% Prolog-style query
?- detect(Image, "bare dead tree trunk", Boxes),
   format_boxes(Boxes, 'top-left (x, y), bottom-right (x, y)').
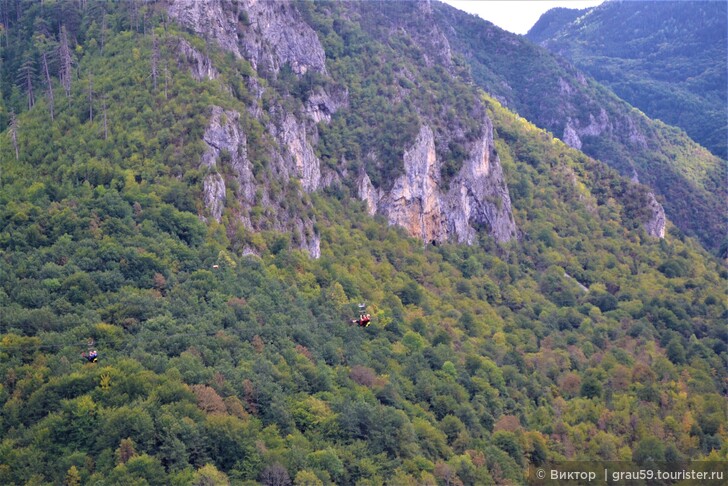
top-left (102, 96), bottom-right (108, 140)
top-left (2, 0), bottom-right (9, 48)
top-left (151, 31), bottom-right (159, 91)
top-left (87, 75), bottom-right (94, 122)
top-left (164, 62), bottom-right (169, 100)
top-left (59, 26), bottom-right (72, 97)
top-left (42, 52), bottom-right (54, 121)
top-left (9, 111), bottom-right (18, 161)
top-left (25, 74), bottom-right (34, 109)
top-left (142, 5), bottom-right (147, 36)
top-left (101, 13), bottom-right (106, 52)
top-left (131, 1), bottom-right (138, 33)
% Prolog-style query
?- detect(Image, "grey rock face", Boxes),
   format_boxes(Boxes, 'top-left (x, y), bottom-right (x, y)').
top-left (200, 106), bottom-right (321, 257)
top-left (561, 109), bottom-right (610, 151)
top-left (201, 106), bottom-right (255, 222)
top-left (644, 192), bottom-right (666, 239)
top-left (382, 126), bottom-right (445, 243)
top-left (412, 1), bottom-right (453, 68)
top-left (167, 0), bottom-right (327, 77)
top-left (176, 38), bottom-right (219, 81)
top-left (562, 120), bottom-right (582, 150)
top-left (305, 85), bottom-right (349, 125)
top-left (203, 173), bottom-right (226, 222)
top-left (357, 171), bottom-right (380, 216)
top-left (168, 0), bottom-right (341, 196)
top-left (444, 116), bottom-right (518, 244)
top-left (167, 0), bottom-right (241, 56)
top-left (267, 111), bottom-right (321, 192)
top-left (369, 117), bottom-right (518, 245)
top-left (239, 0), bottom-right (327, 76)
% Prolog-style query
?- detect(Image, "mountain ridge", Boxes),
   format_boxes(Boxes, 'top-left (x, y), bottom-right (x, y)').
top-left (527, 0), bottom-right (728, 160)
top-left (431, 0), bottom-right (725, 252)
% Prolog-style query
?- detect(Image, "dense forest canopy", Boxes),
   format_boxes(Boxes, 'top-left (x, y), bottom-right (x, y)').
top-left (0, 1), bottom-right (725, 485)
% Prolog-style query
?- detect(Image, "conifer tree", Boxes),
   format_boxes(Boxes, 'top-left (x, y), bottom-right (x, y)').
top-left (16, 55), bottom-right (35, 110)
top-left (65, 466), bottom-right (80, 486)
top-left (102, 95), bottom-right (108, 140)
top-left (9, 110), bottom-right (18, 161)
top-left (87, 75), bottom-right (94, 122)
top-left (42, 51), bottom-right (54, 121)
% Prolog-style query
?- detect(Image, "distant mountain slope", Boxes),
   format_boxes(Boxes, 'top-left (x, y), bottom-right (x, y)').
top-left (527, 0), bottom-right (728, 160)
top-left (526, 7), bottom-right (585, 44)
top-left (432, 0), bottom-right (726, 252)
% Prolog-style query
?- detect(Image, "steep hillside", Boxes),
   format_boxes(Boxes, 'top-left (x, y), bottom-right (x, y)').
top-left (0, 1), bottom-right (726, 485)
top-left (528, 1), bottom-right (728, 160)
top-left (526, 7), bottom-right (587, 45)
top-left (433, 0), bottom-right (727, 252)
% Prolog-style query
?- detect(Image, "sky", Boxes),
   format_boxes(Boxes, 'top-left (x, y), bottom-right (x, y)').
top-left (441, 0), bottom-right (605, 35)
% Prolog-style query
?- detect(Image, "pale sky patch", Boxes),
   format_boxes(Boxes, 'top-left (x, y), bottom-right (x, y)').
top-left (440, 0), bottom-right (605, 35)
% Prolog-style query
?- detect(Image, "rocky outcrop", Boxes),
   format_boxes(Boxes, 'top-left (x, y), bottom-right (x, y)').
top-left (358, 171), bottom-right (379, 216)
top-left (170, 0), bottom-right (334, 256)
top-left (167, 0), bottom-right (241, 56)
top-left (201, 107), bottom-right (255, 222)
top-left (644, 192), bottom-right (666, 239)
top-left (383, 126), bottom-right (445, 243)
top-left (200, 106), bottom-right (321, 257)
top-left (444, 116), bottom-right (518, 244)
top-left (561, 109), bottom-right (610, 151)
top-left (562, 121), bottom-right (582, 150)
top-left (167, 0), bottom-right (327, 77)
top-left (409, 0), bottom-right (453, 68)
top-left (238, 0), bottom-right (327, 76)
top-left (176, 38), bottom-right (219, 81)
top-left (168, 0), bottom-right (344, 194)
top-left (364, 118), bottom-right (518, 245)
top-left (272, 112), bottom-right (321, 192)
top-left (203, 174), bottom-right (226, 222)
top-left (305, 85), bottom-right (349, 125)
top-left (355, 0), bottom-right (452, 70)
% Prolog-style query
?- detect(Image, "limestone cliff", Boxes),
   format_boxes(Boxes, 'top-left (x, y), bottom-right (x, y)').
top-left (305, 85), bottom-right (349, 125)
top-left (267, 110), bottom-right (321, 192)
top-left (644, 192), bottom-right (666, 239)
top-left (238, 0), bottom-right (327, 76)
top-left (358, 171), bottom-right (380, 217)
top-left (200, 106), bottom-right (321, 257)
top-left (363, 119), bottom-right (518, 245)
top-left (167, 0), bottom-right (241, 56)
top-left (444, 116), bottom-right (518, 244)
top-left (200, 106), bottom-right (255, 222)
top-left (562, 108), bottom-right (646, 153)
top-left (167, 0), bottom-right (327, 77)
top-left (175, 38), bottom-right (219, 81)
top-left (382, 126), bottom-right (445, 243)
top-left (168, 0), bottom-right (344, 196)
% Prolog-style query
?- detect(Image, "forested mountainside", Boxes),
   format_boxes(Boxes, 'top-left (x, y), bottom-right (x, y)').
top-left (0, 1), bottom-right (726, 485)
top-left (527, 1), bottom-right (728, 160)
top-left (432, 1), bottom-right (727, 253)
